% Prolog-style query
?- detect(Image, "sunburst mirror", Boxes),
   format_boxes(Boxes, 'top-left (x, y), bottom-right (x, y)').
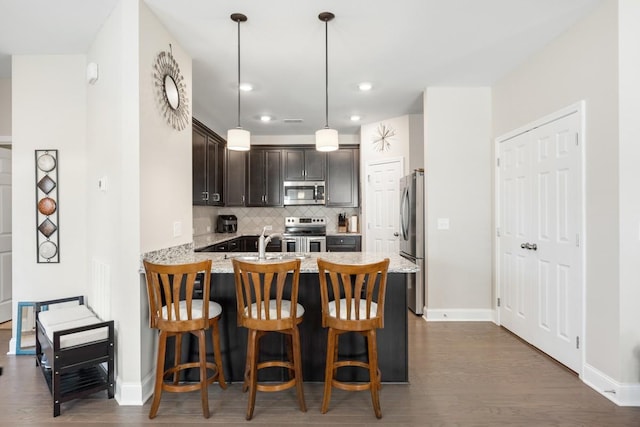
top-left (153, 45), bottom-right (190, 131)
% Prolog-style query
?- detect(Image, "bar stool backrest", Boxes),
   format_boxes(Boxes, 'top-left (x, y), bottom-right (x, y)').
top-left (143, 259), bottom-right (212, 333)
top-left (232, 258), bottom-right (301, 332)
top-left (317, 258), bottom-right (390, 331)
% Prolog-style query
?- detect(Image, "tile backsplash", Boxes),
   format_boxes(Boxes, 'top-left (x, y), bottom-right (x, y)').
top-left (193, 205), bottom-right (359, 235)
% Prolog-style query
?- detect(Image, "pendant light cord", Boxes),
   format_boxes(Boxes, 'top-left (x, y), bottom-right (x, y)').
top-left (236, 18), bottom-right (241, 129)
top-left (324, 18), bottom-right (329, 129)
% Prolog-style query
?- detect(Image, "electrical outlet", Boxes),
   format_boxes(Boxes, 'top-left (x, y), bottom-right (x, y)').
top-left (206, 226), bottom-right (211, 232)
top-left (264, 225), bottom-right (273, 231)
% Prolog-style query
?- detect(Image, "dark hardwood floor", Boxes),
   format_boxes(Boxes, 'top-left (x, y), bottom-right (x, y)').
top-left (1, 314), bottom-right (639, 425)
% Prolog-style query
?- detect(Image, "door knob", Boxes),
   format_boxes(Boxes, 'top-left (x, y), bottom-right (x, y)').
top-left (521, 243), bottom-right (527, 249)
top-left (521, 242), bottom-right (538, 250)
top-left (393, 232), bottom-right (399, 237)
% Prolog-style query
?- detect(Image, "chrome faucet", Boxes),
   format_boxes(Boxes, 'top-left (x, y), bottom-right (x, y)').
top-left (258, 226), bottom-right (282, 260)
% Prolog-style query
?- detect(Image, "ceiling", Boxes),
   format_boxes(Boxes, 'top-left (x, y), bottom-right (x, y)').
top-left (0, 0), bottom-right (602, 135)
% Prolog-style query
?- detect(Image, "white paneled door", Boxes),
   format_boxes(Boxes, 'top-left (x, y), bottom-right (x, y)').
top-left (499, 110), bottom-right (583, 373)
top-left (0, 147), bottom-right (12, 323)
top-left (366, 159), bottom-right (403, 253)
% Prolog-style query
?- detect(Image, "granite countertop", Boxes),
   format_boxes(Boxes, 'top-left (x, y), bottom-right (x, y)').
top-left (142, 249), bottom-right (419, 274)
top-left (194, 231), bottom-right (361, 250)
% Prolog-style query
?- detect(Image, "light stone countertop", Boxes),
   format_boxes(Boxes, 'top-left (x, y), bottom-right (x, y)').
top-left (193, 230), bottom-right (361, 250)
top-left (142, 248), bottom-right (418, 274)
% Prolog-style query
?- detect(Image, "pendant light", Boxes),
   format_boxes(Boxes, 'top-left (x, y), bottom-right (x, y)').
top-left (316, 12), bottom-right (339, 152)
top-left (227, 13), bottom-right (250, 151)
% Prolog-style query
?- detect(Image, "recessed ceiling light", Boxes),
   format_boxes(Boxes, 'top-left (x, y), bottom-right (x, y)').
top-left (239, 83), bottom-right (253, 91)
top-left (358, 82), bottom-right (372, 91)
top-left (260, 115), bottom-right (272, 122)
top-left (350, 115), bottom-right (361, 121)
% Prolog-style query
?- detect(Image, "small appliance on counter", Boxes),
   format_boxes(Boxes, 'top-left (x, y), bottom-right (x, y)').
top-left (338, 213), bottom-right (347, 233)
top-left (216, 214), bottom-right (237, 233)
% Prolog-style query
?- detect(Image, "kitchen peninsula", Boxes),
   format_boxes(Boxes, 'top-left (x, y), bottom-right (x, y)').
top-left (142, 247), bottom-right (418, 383)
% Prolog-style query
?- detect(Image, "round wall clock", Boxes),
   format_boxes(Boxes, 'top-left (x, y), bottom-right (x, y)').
top-left (153, 45), bottom-right (190, 131)
top-left (372, 123), bottom-right (396, 152)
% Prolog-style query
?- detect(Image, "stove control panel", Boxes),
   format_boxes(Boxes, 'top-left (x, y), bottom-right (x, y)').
top-left (285, 216), bottom-right (326, 226)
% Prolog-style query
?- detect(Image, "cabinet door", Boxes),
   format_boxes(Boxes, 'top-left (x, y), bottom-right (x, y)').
top-left (326, 148), bottom-right (359, 207)
top-left (243, 236), bottom-right (259, 252)
top-left (247, 150), bottom-right (266, 206)
top-left (264, 150), bottom-right (283, 206)
top-left (206, 135), bottom-right (224, 206)
top-left (326, 235), bottom-right (361, 252)
top-left (283, 149), bottom-right (325, 181)
top-left (226, 149), bottom-right (246, 206)
top-left (304, 149), bottom-right (326, 181)
top-left (283, 149), bottom-right (305, 181)
top-left (192, 126), bottom-right (208, 204)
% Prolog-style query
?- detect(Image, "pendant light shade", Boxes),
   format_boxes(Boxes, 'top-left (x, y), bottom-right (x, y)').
top-left (228, 13), bottom-right (250, 151)
top-left (316, 12), bottom-right (338, 152)
top-left (227, 128), bottom-right (250, 151)
top-left (315, 128), bottom-right (339, 152)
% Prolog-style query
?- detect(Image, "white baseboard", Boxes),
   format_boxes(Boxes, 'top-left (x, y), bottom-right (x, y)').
top-left (424, 308), bottom-right (494, 322)
top-left (115, 370), bottom-right (155, 406)
top-left (582, 363), bottom-right (640, 406)
top-left (6, 337), bottom-right (16, 355)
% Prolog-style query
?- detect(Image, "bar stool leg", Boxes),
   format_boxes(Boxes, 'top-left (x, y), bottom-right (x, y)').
top-left (246, 329), bottom-right (259, 420)
top-left (242, 332), bottom-right (251, 392)
top-left (173, 333), bottom-right (182, 384)
top-left (367, 329), bottom-right (382, 419)
top-left (211, 319), bottom-right (227, 389)
top-left (197, 329), bottom-right (210, 418)
top-left (321, 328), bottom-right (337, 414)
top-left (291, 327), bottom-right (307, 412)
top-left (149, 331), bottom-right (167, 419)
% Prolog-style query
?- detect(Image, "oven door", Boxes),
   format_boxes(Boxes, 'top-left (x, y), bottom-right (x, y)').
top-left (282, 236), bottom-right (301, 252)
top-left (306, 236), bottom-right (326, 253)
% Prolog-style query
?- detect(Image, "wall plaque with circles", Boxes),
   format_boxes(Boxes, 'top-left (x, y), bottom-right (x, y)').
top-left (35, 149), bottom-right (59, 263)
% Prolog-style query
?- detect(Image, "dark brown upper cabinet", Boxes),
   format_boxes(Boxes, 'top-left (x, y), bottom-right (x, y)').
top-left (283, 148), bottom-right (326, 181)
top-left (192, 119), bottom-right (224, 206)
top-left (326, 147), bottom-right (359, 207)
top-left (225, 149), bottom-right (246, 206)
top-left (247, 148), bottom-right (283, 206)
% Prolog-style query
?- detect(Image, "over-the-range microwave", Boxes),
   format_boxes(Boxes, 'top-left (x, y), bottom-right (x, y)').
top-left (283, 181), bottom-right (325, 205)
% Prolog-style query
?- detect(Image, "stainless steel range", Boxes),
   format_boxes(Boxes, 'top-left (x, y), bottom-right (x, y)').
top-left (281, 216), bottom-right (326, 253)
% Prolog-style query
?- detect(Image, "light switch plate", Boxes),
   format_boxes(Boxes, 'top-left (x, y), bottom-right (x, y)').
top-left (173, 221), bottom-right (182, 237)
top-left (437, 218), bottom-right (450, 230)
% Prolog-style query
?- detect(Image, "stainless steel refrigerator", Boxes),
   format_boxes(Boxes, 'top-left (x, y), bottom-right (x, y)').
top-left (399, 170), bottom-right (425, 315)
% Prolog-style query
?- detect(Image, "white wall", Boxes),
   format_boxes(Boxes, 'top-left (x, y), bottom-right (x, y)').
top-left (11, 55), bottom-right (88, 325)
top-left (493, 0), bottom-right (622, 380)
top-left (85, 0), bottom-right (194, 405)
top-left (361, 115), bottom-right (411, 176)
top-left (139, 4), bottom-right (192, 253)
top-left (408, 114), bottom-right (424, 172)
top-left (86, 0), bottom-right (145, 404)
top-left (0, 78), bottom-right (10, 138)
top-left (424, 88), bottom-right (493, 318)
top-left (617, 0), bottom-right (640, 386)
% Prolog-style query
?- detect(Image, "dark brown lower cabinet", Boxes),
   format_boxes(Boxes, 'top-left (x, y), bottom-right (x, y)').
top-left (164, 271), bottom-right (409, 383)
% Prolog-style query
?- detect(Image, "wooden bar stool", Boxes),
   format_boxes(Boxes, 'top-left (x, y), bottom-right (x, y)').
top-left (143, 259), bottom-right (227, 419)
top-left (232, 258), bottom-right (306, 420)
top-left (317, 258), bottom-right (390, 419)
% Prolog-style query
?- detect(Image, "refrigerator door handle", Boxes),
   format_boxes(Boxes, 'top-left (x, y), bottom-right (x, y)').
top-left (400, 186), bottom-right (410, 240)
